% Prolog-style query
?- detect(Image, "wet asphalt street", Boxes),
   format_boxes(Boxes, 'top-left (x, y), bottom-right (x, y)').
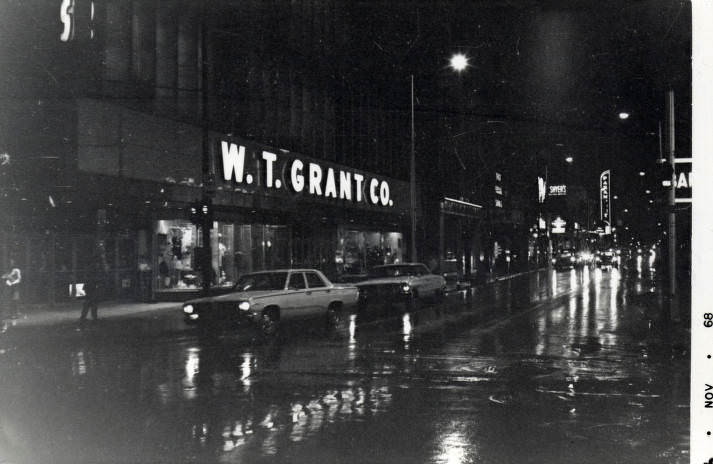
top-left (0, 263), bottom-right (689, 464)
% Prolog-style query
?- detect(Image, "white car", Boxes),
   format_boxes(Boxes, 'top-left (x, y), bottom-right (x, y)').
top-left (182, 269), bottom-right (359, 334)
top-left (355, 263), bottom-right (446, 309)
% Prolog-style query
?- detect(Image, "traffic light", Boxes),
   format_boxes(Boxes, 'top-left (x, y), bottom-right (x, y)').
top-left (189, 202), bottom-right (200, 225)
top-left (189, 199), bottom-right (214, 227)
top-left (201, 198), bottom-right (214, 227)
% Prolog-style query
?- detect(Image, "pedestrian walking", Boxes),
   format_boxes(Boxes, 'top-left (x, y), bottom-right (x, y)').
top-left (80, 268), bottom-right (102, 323)
top-left (2, 259), bottom-right (22, 319)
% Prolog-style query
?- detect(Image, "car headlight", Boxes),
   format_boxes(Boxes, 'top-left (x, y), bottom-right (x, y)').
top-left (401, 283), bottom-right (411, 293)
top-left (183, 304), bottom-right (194, 314)
top-left (238, 301), bottom-right (250, 311)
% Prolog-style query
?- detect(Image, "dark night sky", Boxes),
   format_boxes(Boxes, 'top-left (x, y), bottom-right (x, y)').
top-left (342, 0), bottom-right (691, 239)
top-left (0, 0), bottom-right (692, 242)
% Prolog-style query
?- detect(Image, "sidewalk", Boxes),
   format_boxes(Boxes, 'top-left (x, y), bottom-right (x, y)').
top-left (3, 300), bottom-right (181, 328)
top-left (5, 268), bottom-right (548, 328)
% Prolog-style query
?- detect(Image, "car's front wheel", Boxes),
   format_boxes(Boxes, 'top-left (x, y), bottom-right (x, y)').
top-left (260, 308), bottom-right (280, 336)
top-left (326, 303), bottom-right (344, 328)
top-left (406, 289), bottom-right (419, 311)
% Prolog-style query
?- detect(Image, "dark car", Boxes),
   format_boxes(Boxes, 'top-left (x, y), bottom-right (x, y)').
top-left (553, 251), bottom-right (576, 270)
top-left (355, 263), bottom-right (446, 310)
top-left (596, 250), bottom-right (619, 270)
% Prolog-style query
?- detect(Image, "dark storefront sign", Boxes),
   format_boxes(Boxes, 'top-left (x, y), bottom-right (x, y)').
top-left (440, 197), bottom-right (482, 218)
top-left (217, 137), bottom-right (409, 216)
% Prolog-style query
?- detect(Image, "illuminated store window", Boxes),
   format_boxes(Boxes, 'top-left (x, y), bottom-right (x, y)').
top-left (156, 220), bottom-right (199, 290)
top-left (337, 228), bottom-right (403, 277)
top-left (155, 220), bottom-right (290, 291)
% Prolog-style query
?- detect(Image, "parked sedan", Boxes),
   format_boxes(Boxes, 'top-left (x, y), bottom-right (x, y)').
top-left (182, 269), bottom-right (359, 335)
top-left (355, 263), bottom-right (446, 309)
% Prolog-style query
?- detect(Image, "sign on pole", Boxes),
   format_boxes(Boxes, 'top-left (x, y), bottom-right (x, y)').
top-left (600, 170), bottom-right (611, 228)
top-left (673, 158), bottom-right (692, 204)
top-left (537, 176), bottom-right (546, 203)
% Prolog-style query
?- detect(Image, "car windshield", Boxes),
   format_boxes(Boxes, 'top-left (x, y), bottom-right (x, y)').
top-left (233, 272), bottom-right (288, 291)
top-left (368, 265), bottom-right (424, 278)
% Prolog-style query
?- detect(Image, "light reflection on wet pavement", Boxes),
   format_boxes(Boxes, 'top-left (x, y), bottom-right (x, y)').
top-left (0, 264), bottom-right (688, 463)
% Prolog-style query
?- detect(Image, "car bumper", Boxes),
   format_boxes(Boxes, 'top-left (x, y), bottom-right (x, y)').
top-left (358, 287), bottom-right (411, 307)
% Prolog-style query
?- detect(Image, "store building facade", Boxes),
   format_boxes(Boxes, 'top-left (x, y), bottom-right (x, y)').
top-left (74, 99), bottom-right (411, 301)
top-left (0, 1), bottom-right (417, 304)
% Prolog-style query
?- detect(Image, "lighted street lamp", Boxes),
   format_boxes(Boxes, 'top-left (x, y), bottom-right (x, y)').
top-left (619, 112), bottom-right (630, 120)
top-left (565, 156), bottom-right (574, 163)
top-left (449, 53), bottom-right (469, 72)
top-left (409, 53), bottom-right (469, 261)
top-left (639, 171), bottom-right (645, 177)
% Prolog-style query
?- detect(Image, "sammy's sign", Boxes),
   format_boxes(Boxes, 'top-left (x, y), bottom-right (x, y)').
top-left (218, 139), bottom-right (404, 210)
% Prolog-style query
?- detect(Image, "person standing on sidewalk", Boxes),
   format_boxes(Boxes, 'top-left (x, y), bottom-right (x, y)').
top-left (2, 259), bottom-right (22, 319)
top-left (80, 265), bottom-right (102, 324)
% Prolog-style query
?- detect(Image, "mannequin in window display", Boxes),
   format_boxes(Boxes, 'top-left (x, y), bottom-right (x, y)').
top-left (171, 233), bottom-right (183, 260)
top-left (158, 256), bottom-right (170, 288)
top-left (366, 245), bottom-right (384, 269)
top-left (217, 241), bottom-right (227, 286)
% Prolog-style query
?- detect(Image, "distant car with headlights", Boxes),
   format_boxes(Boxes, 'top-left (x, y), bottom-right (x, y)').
top-left (182, 269), bottom-right (359, 335)
top-left (576, 250), bottom-right (594, 266)
top-left (596, 250), bottom-right (619, 270)
top-left (553, 250), bottom-right (577, 270)
top-left (355, 263), bottom-right (446, 309)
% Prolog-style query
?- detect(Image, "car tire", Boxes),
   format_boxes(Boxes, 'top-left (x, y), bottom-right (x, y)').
top-left (326, 303), bottom-right (342, 328)
top-left (435, 286), bottom-right (446, 301)
top-left (261, 308), bottom-right (280, 337)
top-left (357, 299), bottom-right (368, 314)
top-left (407, 290), bottom-right (419, 311)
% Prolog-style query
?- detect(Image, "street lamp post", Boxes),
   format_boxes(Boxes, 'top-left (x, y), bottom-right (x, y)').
top-left (409, 54), bottom-right (469, 264)
top-left (410, 74), bottom-right (417, 262)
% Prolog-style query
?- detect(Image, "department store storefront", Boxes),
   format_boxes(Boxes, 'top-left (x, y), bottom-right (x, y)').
top-left (74, 100), bottom-right (409, 300)
top-left (151, 135), bottom-right (409, 299)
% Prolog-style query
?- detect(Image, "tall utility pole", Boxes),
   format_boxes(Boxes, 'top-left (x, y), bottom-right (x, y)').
top-left (410, 75), bottom-right (417, 262)
top-left (666, 90), bottom-right (676, 299)
top-left (200, 3), bottom-right (214, 296)
top-left (544, 166), bottom-right (553, 273)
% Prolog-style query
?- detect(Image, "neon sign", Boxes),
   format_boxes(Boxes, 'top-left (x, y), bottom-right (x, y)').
top-left (548, 185), bottom-right (566, 196)
top-left (60, 0), bottom-right (75, 42)
top-left (600, 170), bottom-right (611, 226)
top-left (220, 140), bottom-right (395, 208)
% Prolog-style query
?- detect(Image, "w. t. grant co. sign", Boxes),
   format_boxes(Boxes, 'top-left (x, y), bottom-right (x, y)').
top-left (215, 137), bottom-right (409, 214)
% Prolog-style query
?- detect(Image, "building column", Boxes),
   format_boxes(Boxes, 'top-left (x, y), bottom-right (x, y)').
top-left (114, 237), bottom-right (121, 297)
top-left (438, 206), bottom-right (444, 268)
top-left (49, 232), bottom-right (56, 306)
